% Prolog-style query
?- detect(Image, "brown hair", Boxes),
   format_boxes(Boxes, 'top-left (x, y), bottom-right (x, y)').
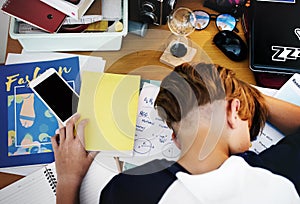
top-left (154, 63), bottom-right (268, 140)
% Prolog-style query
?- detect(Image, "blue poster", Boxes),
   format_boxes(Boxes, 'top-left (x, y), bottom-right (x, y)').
top-left (0, 57), bottom-right (80, 167)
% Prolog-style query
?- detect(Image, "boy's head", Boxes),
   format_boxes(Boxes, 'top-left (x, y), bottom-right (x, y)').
top-left (154, 63), bottom-right (268, 141)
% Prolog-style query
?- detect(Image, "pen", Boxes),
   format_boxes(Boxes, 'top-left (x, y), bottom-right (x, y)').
top-left (241, 12), bottom-right (248, 42)
top-left (241, 0), bottom-right (251, 44)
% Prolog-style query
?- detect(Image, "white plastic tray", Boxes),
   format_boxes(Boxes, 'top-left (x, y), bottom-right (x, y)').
top-left (9, 0), bottom-right (128, 52)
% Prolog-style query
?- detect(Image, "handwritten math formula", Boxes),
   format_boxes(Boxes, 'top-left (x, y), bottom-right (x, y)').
top-left (134, 83), bottom-right (180, 159)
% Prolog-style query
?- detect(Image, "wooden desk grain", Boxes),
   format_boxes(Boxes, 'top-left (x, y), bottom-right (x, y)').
top-left (1, 0), bottom-right (255, 189)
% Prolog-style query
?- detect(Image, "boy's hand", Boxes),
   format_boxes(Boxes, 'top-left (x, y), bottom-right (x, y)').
top-left (51, 114), bottom-right (97, 204)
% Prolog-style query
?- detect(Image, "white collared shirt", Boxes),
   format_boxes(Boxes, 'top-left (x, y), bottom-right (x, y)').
top-left (159, 156), bottom-right (300, 204)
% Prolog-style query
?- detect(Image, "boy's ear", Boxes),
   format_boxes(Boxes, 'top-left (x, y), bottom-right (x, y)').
top-left (227, 99), bottom-right (241, 129)
top-left (172, 132), bottom-right (181, 150)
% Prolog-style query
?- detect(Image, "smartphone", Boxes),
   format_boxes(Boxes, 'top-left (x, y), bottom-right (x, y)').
top-left (29, 68), bottom-right (79, 126)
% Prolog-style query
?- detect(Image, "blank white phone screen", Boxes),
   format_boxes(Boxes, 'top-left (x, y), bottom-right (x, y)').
top-left (33, 73), bottom-right (79, 122)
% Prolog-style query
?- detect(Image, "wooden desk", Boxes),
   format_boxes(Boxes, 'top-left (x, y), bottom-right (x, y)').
top-left (5, 0), bottom-right (255, 83)
top-left (1, 0), bottom-right (255, 189)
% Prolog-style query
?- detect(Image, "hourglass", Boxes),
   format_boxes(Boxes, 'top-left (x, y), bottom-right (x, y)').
top-left (160, 7), bottom-right (197, 67)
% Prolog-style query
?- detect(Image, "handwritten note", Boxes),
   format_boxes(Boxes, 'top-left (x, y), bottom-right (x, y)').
top-left (133, 82), bottom-right (180, 162)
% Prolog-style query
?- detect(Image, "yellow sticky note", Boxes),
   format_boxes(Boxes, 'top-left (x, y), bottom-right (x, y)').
top-left (77, 71), bottom-right (140, 152)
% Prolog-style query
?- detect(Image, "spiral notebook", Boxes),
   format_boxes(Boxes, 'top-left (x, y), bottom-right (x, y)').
top-left (1, 0), bottom-right (66, 33)
top-left (0, 155), bottom-right (118, 204)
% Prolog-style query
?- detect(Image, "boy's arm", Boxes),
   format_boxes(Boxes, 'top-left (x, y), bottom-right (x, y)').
top-left (51, 114), bottom-right (97, 204)
top-left (55, 179), bottom-right (81, 204)
top-left (264, 95), bottom-right (300, 136)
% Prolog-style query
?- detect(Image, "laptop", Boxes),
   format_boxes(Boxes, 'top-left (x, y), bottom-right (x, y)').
top-left (250, 0), bottom-right (300, 74)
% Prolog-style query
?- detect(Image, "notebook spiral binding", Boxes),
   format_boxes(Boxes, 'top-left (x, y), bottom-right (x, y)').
top-left (44, 167), bottom-right (57, 195)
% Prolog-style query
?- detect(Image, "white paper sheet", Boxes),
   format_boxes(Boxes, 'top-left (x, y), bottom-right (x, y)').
top-left (120, 82), bottom-right (180, 166)
top-left (250, 74), bottom-right (300, 153)
top-left (5, 52), bottom-right (106, 73)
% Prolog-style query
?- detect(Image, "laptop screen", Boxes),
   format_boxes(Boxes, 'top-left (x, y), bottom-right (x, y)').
top-left (250, 0), bottom-right (300, 73)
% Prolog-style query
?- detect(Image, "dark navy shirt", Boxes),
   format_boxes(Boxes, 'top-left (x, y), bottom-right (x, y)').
top-left (100, 130), bottom-right (300, 203)
top-left (99, 159), bottom-right (189, 204)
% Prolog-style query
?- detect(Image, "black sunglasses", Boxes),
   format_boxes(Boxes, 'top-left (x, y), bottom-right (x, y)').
top-left (193, 10), bottom-right (239, 32)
